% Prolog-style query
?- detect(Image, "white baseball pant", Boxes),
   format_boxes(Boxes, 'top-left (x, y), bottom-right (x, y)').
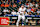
top-left (16, 15), bottom-right (25, 26)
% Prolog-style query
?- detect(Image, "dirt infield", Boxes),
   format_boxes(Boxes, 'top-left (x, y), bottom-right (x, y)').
top-left (0, 25), bottom-right (40, 27)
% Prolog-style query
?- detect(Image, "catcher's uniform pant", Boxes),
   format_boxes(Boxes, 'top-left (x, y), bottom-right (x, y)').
top-left (16, 15), bottom-right (25, 26)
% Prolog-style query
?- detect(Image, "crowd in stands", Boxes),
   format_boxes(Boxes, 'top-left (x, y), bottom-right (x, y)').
top-left (0, 0), bottom-right (40, 16)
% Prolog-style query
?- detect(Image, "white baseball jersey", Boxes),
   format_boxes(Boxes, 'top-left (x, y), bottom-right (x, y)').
top-left (19, 7), bottom-right (26, 15)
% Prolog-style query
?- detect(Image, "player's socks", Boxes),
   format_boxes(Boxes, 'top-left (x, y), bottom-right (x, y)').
top-left (16, 23), bottom-right (18, 27)
top-left (22, 21), bottom-right (24, 26)
top-left (16, 25), bottom-right (18, 27)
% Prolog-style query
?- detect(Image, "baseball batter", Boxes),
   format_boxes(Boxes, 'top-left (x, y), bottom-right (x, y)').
top-left (16, 5), bottom-right (26, 27)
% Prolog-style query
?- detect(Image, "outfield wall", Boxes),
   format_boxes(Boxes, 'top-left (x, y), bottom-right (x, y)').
top-left (0, 15), bottom-right (40, 26)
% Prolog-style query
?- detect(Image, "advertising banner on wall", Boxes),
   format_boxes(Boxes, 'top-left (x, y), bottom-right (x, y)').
top-left (0, 17), bottom-right (9, 25)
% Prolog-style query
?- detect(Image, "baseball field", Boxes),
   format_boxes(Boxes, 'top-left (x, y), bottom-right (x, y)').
top-left (0, 25), bottom-right (40, 27)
